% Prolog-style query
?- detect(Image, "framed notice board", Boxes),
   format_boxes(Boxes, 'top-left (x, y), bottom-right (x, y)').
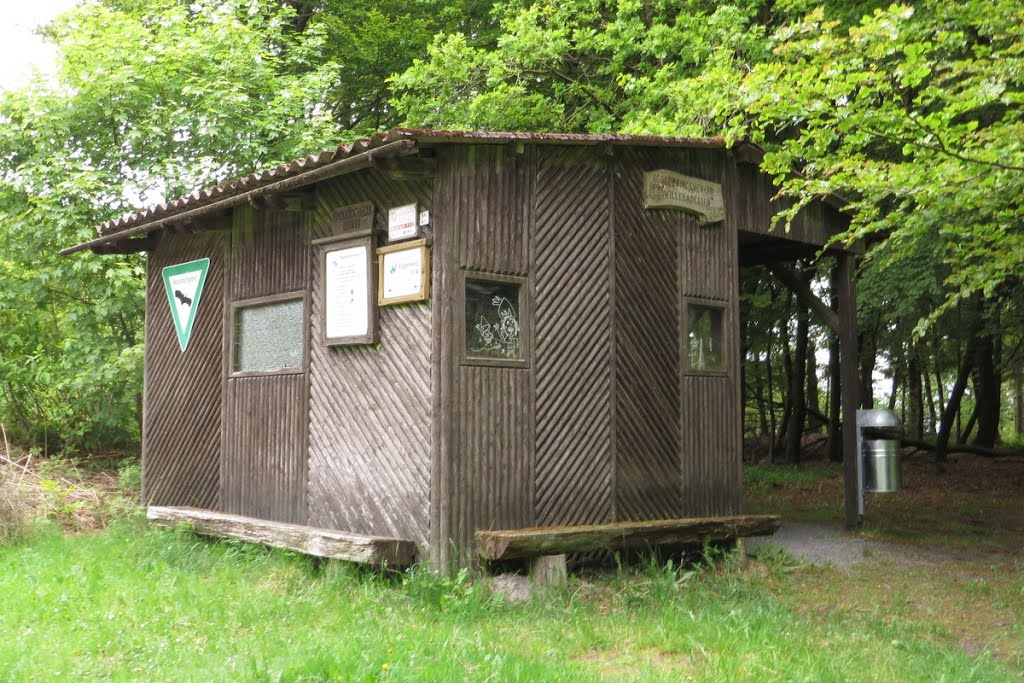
top-left (318, 235), bottom-right (378, 346)
top-left (377, 239), bottom-right (431, 306)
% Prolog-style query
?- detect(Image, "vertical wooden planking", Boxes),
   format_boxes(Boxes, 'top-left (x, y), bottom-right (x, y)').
top-left (231, 205), bottom-right (307, 299)
top-left (306, 169), bottom-right (434, 549)
top-left (221, 207), bottom-right (310, 524)
top-left (457, 145), bottom-right (530, 275)
top-left (143, 230), bottom-right (227, 508)
top-left (435, 145), bottom-right (535, 565)
top-left (534, 147), bottom-right (614, 527)
top-left (430, 147), bottom-right (460, 571)
top-left (221, 374), bottom-right (307, 522)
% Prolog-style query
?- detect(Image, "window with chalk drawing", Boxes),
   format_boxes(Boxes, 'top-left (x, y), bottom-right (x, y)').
top-left (464, 277), bottom-right (525, 364)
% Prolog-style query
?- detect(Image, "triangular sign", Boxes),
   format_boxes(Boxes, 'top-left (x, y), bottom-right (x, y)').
top-left (162, 258), bottom-right (210, 352)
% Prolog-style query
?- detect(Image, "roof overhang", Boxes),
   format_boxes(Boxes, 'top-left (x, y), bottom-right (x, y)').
top-left (61, 128), bottom-right (839, 256)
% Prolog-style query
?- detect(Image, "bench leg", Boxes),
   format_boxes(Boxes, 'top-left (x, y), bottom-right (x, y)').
top-left (529, 554), bottom-right (567, 587)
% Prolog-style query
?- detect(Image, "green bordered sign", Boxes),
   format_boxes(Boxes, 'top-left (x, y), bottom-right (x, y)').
top-left (162, 259), bottom-right (210, 352)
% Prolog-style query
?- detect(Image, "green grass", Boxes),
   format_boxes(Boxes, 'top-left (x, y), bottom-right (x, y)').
top-left (744, 463), bottom-right (837, 488)
top-left (0, 521), bottom-right (1019, 682)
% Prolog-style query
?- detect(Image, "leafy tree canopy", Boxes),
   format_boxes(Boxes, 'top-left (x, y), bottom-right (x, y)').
top-left (733, 1), bottom-right (1024, 330)
top-left (0, 0), bottom-right (494, 449)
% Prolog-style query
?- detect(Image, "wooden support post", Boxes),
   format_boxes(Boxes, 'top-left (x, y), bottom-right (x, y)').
top-left (837, 252), bottom-right (861, 530)
top-left (529, 555), bottom-right (568, 587)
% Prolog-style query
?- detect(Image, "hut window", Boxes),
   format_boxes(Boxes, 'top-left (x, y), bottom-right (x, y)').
top-left (233, 296), bottom-right (305, 374)
top-left (685, 301), bottom-right (726, 373)
top-left (464, 276), bottom-right (525, 364)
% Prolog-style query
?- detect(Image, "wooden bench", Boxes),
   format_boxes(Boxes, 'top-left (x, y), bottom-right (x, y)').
top-left (476, 515), bottom-right (781, 585)
top-left (147, 506), bottom-right (416, 567)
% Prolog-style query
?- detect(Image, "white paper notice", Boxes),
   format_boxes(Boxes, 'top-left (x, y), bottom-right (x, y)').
top-left (382, 247), bottom-right (423, 300)
top-left (325, 245), bottom-right (368, 339)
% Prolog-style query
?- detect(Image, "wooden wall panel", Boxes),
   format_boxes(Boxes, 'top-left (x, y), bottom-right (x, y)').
top-left (613, 148), bottom-right (684, 520)
top-left (611, 146), bottom-right (741, 519)
top-left (734, 163), bottom-right (832, 246)
top-left (230, 204), bottom-right (308, 300)
top-left (453, 366), bottom-right (532, 549)
top-left (221, 207), bottom-right (310, 524)
top-left (432, 145), bottom-right (535, 567)
top-left (455, 145), bottom-right (531, 275)
top-left (142, 230), bottom-right (227, 508)
top-left (221, 374), bottom-right (307, 522)
top-left (679, 160), bottom-right (743, 514)
top-left (306, 170), bottom-right (433, 548)
top-left (534, 148), bottom-right (614, 526)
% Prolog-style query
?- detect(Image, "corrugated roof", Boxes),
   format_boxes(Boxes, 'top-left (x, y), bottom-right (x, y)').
top-left (94, 128), bottom-right (732, 238)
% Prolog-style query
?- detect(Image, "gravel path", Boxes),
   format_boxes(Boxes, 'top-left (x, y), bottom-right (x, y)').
top-left (745, 522), bottom-right (875, 568)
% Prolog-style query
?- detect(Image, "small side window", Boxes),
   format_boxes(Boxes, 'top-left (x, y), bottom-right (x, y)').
top-left (463, 274), bottom-right (527, 367)
top-left (685, 300), bottom-right (726, 373)
top-left (233, 295), bottom-right (305, 374)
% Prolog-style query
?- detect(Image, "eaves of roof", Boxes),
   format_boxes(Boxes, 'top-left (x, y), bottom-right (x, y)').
top-left (63, 128), bottom-right (757, 255)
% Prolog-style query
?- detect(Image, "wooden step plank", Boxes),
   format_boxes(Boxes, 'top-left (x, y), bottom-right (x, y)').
top-left (476, 515), bottom-right (781, 561)
top-left (147, 506), bottom-right (416, 566)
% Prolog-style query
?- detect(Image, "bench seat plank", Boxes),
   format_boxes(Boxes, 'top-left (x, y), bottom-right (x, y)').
top-left (147, 506), bottom-right (416, 566)
top-left (476, 514), bottom-right (781, 561)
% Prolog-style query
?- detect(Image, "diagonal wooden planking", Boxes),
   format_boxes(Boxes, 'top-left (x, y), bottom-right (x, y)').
top-left (143, 230), bottom-right (227, 509)
top-left (613, 148), bottom-right (684, 520)
top-left (534, 147), bottom-right (614, 527)
top-left (306, 171), bottom-right (434, 549)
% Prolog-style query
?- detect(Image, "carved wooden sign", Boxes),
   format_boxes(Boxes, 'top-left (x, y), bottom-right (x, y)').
top-left (643, 170), bottom-right (725, 225)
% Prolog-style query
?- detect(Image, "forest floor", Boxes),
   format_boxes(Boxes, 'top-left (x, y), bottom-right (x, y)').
top-left (744, 447), bottom-right (1024, 668)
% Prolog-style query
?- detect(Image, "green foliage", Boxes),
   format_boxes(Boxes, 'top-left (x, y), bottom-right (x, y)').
top-left (116, 459), bottom-right (142, 497)
top-left (0, 0), bottom-right (502, 452)
top-left (733, 1), bottom-right (1024, 327)
top-left (392, 0), bottom-right (789, 134)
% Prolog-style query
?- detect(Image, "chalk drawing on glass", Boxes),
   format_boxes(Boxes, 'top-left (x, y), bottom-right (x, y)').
top-left (465, 279), bottom-right (521, 360)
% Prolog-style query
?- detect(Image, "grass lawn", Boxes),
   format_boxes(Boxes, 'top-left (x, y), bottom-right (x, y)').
top-left (1, 449), bottom-right (1021, 681)
top-left (0, 516), bottom-right (1020, 682)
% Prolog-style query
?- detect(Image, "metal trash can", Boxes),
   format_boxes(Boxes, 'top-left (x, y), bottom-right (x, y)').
top-left (856, 409), bottom-right (902, 494)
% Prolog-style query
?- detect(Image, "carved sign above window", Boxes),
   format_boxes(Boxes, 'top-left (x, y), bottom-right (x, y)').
top-left (643, 170), bottom-right (725, 225)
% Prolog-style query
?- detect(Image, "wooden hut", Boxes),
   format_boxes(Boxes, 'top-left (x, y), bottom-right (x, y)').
top-left (65, 129), bottom-right (858, 570)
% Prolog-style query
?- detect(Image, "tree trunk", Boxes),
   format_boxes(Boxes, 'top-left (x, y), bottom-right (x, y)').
top-left (765, 339), bottom-right (777, 464)
top-left (935, 364), bottom-right (946, 420)
top-left (960, 405), bottom-right (978, 443)
top-left (786, 304), bottom-right (809, 463)
top-left (887, 363), bottom-right (902, 411)
top-left (827, 268), bottom-right (843, 464)
top-left (1016, 371), bottom-right (1023, 440)
top-left (806, 337), bottom-right (822, 432)
top-left (754, 365), bottom-right (769, 455)
top-left (858, 316), bottom-right (879, 409)
top-left (972, 331), bottom-right (1002, 447)
top-left (776, 295), bottom-right (794, 458)
top-left (937, 335), bottom-right (977, 463)
top-left (923, 364), bottom-right (937, 436)
top-left (907, 352), bottom-right (924, 440)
